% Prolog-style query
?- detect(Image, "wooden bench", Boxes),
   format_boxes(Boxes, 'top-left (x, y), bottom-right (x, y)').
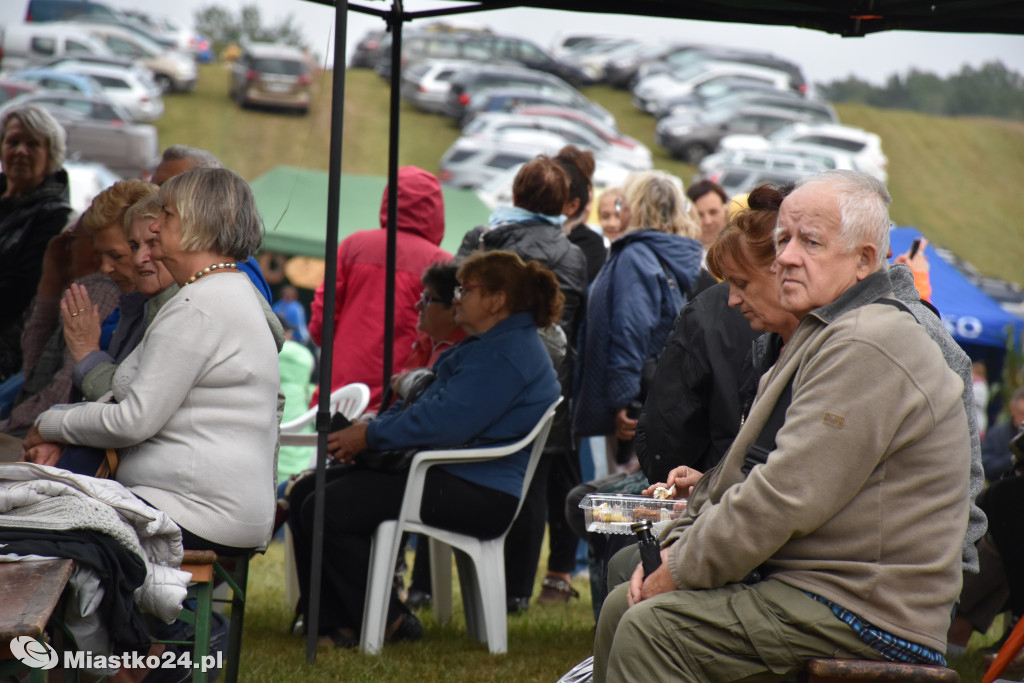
top-left (803, 658), bottom-right (959, 682)
top-left (0, 558), bottom-right (74, 682)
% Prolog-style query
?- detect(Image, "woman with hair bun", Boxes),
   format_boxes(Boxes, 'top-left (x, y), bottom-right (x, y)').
top-left (288, 250), bottom-right (562, 648)
top-left (456, 154), bottom-right (589, 612)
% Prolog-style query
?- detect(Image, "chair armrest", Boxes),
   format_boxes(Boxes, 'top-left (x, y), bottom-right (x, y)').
top-left (280, 433), bottom-right (318, 447)
top-left (280, 407), bottom-right (316, 433)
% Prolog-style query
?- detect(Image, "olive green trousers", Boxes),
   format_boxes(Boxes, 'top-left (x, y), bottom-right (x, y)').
top-left (594, 549), bottom-right (883, 683)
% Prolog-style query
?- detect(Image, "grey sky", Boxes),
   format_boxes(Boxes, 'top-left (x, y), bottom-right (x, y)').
top-left (4, 0), bottom-right (1024, 85)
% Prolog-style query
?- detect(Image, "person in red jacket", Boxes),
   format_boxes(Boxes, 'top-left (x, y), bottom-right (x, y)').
top-left (309, 166), bottom-right (449, 411)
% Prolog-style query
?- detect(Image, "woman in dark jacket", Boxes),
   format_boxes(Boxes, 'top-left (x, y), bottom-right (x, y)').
top-left (456, 156), bottom-right (590, 611)
top-left (573, 171), bottom-right (702, 453)
top-left (288, 250), bottom-right (562, 647)
top-left (0, 105), bottom-right (73, 379)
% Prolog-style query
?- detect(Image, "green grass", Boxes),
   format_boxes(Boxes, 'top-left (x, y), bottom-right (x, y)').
top-left (159, 66), bottom-right (1024, 286)
top-left (238, 541), bottom-right (594, 682)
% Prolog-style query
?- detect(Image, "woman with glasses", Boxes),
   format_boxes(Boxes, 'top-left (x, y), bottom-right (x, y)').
top-left (287, 250), bottom-right (563, 648)
top-left (390, 260), bottom-right (466, 400)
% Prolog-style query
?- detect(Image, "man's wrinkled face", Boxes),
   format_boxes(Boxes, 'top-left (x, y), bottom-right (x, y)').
top-left (773, 185), bottom-right (872, 319)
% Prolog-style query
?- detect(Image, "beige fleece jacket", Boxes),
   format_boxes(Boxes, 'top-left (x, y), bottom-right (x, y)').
top-left (662, 271), bottom-right (969, 652)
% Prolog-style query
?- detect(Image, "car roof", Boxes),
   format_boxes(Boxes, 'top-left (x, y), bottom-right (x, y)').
top-left (40, 54), bottom-right (138, 70)
top-left (243, 42), bottom-right (306, 60)
top-left (779, 122), bottom-right (876, 140)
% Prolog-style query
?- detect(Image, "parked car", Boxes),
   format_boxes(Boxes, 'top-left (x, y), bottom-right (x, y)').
top-left (400, 59), bottom-right (482, 114)
top-left (717, 122), bottom-right (888, 182)
top-left (438, 129), bottom-right (567, 189)
top-left (647, 78), bottom-right (782, 119)
top-left (771, 142), bottom-right (886, 181)
top-left (697, 149), bottom-right (829, 197)
top-left (65, 158), bottom-right (122, 213)
top-left (3, 88), bottom-right (130, 122)
top-left (1, 96), bottom-right (158, 179)
top-left (561, 37), bottom-right (644, 84)
top-left (656, 104), bottom-right (816, 163)
top-left (13, 66), bottom-right (106, 97)
top-left (459, 86), bottom-right (608, 128)
top-left (25, 0), bottom-right (118, 23)
top-left (119, 11), bottom-right (201, 59)
top-left (0, 79), bottom-right (38, 106)
top-left (444, 64), bottom-right (613, 125)
top-left (1, 22), bottom-right (115, 72)
top-left (49, 60), bottom-right (163, 121)
top-left (377, 29), bottom-right (590, 86)
top-left (476, 157), bottom-right (632, 209)
top-left (663, 90), bottom-right (837, 124)
top-left (71, 21), bottom-right (197, 92)
top-left (636, 45), bottom-right (808, 94)
top-left (229, 42), bottom-right (311, 115)
top-left (603, 40), bottom-right (680, 89)
top-left (515, 105), bottom-right (645, 150)
top-left (464, 111), bottom-right (653, 170)
top-left (633, 62), bottom-right (798, 115)
top-left (351, 29), bottom-right (387, 69)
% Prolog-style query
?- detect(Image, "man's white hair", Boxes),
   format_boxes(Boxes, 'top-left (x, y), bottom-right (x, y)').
top-left (795, 170), bottom-right (891, 270)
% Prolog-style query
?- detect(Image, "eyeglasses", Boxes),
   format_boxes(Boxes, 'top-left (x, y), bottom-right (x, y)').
top-left (417, 292), bottom-right (445, 308)
top-left (453, 283), bottom-right (482, 301)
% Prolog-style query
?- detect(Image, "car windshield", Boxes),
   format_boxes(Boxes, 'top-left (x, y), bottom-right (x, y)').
top-left (253, 58), bottom-right (307, 76)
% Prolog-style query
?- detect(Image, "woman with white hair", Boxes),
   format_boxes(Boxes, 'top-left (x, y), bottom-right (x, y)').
top-left (573, 170), bottom-right (702, 466)
top-left (23, 167), bottom-right (281, 554)
top-left (0, 104), bottom-right (73, 379)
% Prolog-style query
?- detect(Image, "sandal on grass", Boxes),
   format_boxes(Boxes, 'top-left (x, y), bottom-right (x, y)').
top-left (537, 576), bottom-right (580, 604)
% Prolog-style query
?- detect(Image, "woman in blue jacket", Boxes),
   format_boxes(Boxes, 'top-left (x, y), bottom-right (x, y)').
top-left (288, 250), bottom-right (563, 647)
top-left (573, 171), bottom-right (703, 461)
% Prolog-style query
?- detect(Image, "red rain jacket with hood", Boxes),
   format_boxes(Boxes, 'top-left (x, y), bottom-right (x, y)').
top-left (309, 166), bottom-right (449, 410)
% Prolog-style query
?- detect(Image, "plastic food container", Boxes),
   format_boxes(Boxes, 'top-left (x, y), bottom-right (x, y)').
top-left (579, 493), bottom-right (687, 535)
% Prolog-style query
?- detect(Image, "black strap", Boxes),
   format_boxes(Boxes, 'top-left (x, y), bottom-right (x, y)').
top-left (742, 377), bottom-right (793, 475)
top-left (740, 297), bottom-right (919, 476)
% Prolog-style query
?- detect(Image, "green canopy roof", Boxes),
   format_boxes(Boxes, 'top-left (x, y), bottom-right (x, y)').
top-left (252, 166), bottom-right (493, 257)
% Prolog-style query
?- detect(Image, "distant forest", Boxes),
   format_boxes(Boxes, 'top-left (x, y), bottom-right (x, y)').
top-left (816, 61), bottom-right (1024, 119)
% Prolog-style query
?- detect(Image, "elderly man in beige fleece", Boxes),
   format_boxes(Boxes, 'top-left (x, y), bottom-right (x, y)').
top-left (593, 170), bottom-right (970, 682)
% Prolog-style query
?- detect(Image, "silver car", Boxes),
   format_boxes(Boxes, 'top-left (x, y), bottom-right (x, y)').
top-left (2, 93), bottom-right (159, 179)
top-left (439, 129), bottom-right (568, 189)
top-left (400, 59), bottom-right (479, 114)
top-left (229, 43), bottom-right (311, 115)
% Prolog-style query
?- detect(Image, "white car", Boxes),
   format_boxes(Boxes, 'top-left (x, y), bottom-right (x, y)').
top-left (72, 21), bottom-right (197, 92)
top-left (50, 60), bottom-right (163, 122)
top-left (400, 59), bottom-right (479, 114)
top-left (463, 112), bottom-right (653, 171)
top-left (632, 62), bottom-right (796, 115)
top-left (717, 122), bottom-right (888, 182)
top-left (476, 157), bottom-right (633, 210)
top-left (439, 129), bottom-right (568, 190)
top-left (65, 159), bottom-right (124, 213)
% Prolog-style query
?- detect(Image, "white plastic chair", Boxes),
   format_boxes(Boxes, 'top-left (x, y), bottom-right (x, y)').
top-left (359, 397), bottom-right (562, 655)
top-left (282, 382), bottom-right (370, 610)
top-left (279, 382), bottom-right (371, 449)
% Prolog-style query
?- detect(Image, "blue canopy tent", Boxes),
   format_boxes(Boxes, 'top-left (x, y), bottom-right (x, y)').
top-left (889, 228), bottom-right (1023, 354)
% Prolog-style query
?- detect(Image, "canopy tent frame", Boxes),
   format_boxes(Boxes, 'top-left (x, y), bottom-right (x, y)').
top-left (299, 0), bottom-right (1024, 662)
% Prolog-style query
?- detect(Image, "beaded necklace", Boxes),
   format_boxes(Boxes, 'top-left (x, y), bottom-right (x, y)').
top-left (183, 262), bottom-right (238, 286)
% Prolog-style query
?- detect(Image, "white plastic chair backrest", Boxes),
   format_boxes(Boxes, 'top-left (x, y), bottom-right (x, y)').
top-left (330, 382), bottom-right (371, 422)
top-left (507, 397), bottom-right (562, 525)
top-left (397, 397), bottom-right (562, 531)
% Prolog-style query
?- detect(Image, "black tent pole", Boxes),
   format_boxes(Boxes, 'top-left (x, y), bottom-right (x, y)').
top-left (306, 0), bottom-right (349, 663)
top-left (381, 0), bottom-right (404, 407)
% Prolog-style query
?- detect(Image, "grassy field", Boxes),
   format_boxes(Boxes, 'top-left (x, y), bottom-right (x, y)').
top-left (158, 64), bottom-right (1024, 287)
top-left (240, 541), bottom-right (595, 682)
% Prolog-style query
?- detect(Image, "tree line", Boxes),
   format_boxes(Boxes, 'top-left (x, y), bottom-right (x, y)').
top-left (816, 61), bottom-right (1024, 119)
